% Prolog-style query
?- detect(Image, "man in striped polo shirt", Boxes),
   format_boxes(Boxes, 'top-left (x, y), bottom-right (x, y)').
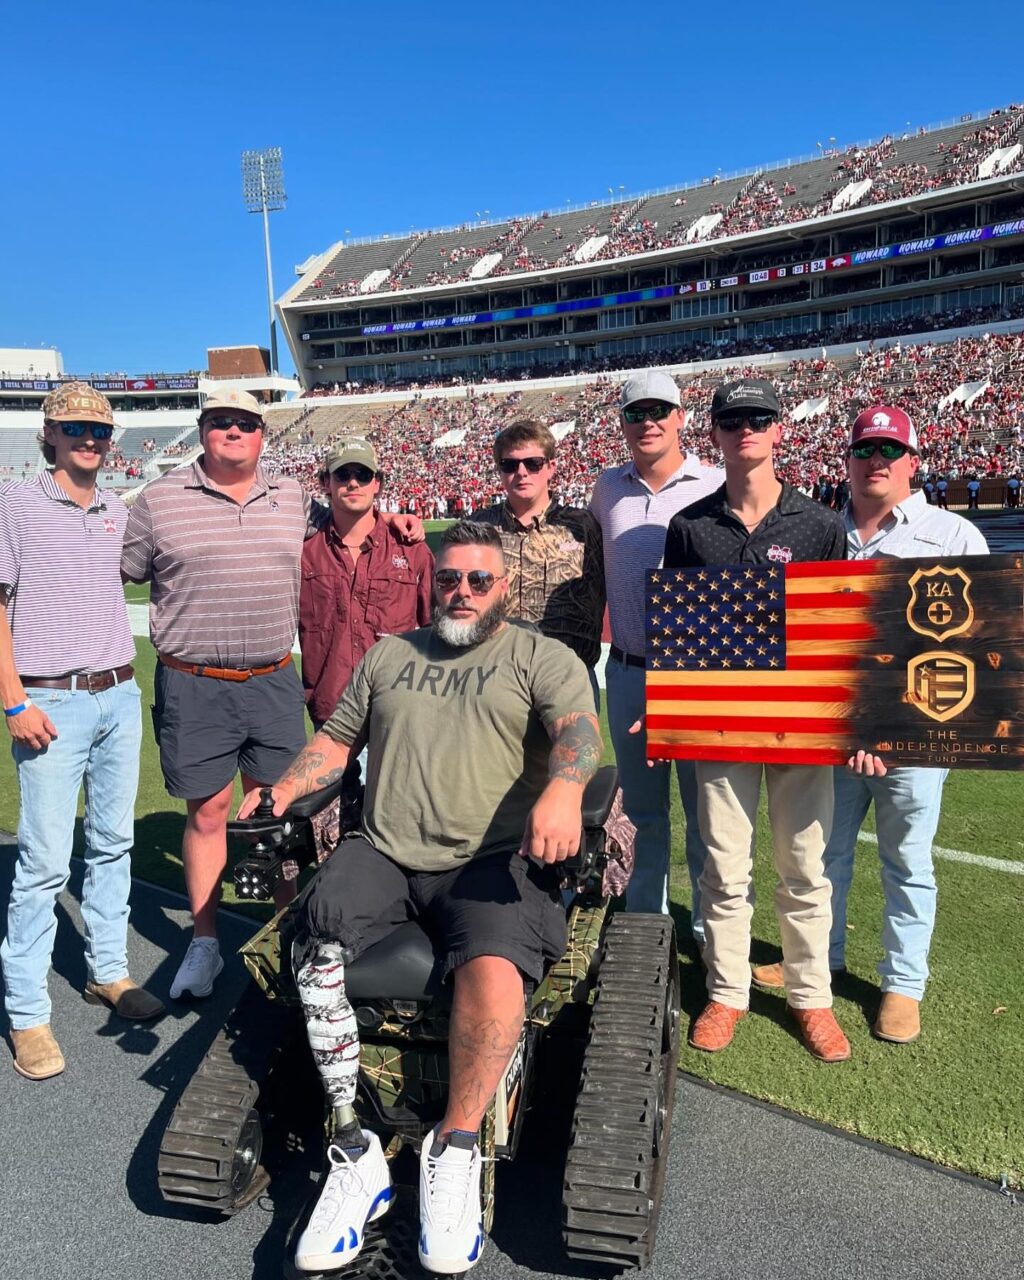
top-left (122, 391), bottom-right (421, 1001)
top-left (589, 370), bottom-right (722, 932)
top-left (1, 383), bottom-right (163, 1081)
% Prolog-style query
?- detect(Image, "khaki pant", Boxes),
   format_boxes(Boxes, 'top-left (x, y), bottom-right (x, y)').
top-left (696, 762), bottom-right (834, 1011)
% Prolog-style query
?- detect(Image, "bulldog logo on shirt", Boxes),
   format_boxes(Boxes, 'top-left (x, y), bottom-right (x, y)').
top-left (767, 544), bottom-right (792, 563)
top-left (392, 555), bottom-right (409, 569)
top-left (103, 517), bottom-right (117, 534)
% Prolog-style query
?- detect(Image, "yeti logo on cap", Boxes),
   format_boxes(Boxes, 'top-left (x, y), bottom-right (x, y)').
top-left (871, 412), bottom-right (892, 428)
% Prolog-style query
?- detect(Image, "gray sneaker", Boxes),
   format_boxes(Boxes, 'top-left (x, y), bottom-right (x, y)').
top-left (170, 938), bottom-right (223, 999)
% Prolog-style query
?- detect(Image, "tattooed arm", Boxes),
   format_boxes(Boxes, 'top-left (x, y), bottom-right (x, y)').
top-left (519, 710), bottom-right (602, 864)
top-left (235, 731), bottom-right (353, 819)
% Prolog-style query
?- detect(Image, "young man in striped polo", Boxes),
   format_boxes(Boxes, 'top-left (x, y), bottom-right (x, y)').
top-left (0, 383), bottom-right (163, 1081)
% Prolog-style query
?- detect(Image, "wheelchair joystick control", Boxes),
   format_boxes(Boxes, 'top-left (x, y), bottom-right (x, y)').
top-left (255, 788), bottom-right (277, 819)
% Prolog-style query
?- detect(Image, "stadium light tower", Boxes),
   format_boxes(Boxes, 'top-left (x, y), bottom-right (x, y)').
top-left (241, 146), bottom-right (286, 374)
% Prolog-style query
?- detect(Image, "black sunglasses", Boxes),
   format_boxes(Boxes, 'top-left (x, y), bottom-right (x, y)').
top-left (850, 441), bottom-right (909, 461)
top-left (434, 569), bottom-right (505, 594)
top-left (498, 456), bottom-right (548, 475)
top-left (202, 415), bottom-right (263, 433)
top-left (56, 421), bottom-right (114, 440)
top-left (332, 464), bottom-right (376, 485)
top-left (714, 411), bottom-right (777, 433)
top-left (622, 402), bottom-right (675, 425)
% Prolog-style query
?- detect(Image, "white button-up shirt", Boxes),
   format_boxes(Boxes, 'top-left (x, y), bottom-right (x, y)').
top-left (843, 489), bottom-right (989, 560)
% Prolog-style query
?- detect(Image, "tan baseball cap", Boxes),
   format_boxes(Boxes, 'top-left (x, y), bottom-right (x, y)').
top-left (324, 438), bottom-right (379, 474)
top-left (199, 388), bottom-right (264, 420)
top-left (42, 381), bottom-right (115, 426)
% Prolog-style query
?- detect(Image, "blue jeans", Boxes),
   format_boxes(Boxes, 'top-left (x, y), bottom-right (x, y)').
top-left (824, 765), bottom-right (947, 1000)
top-left (2, 679), bottom-right (142, 1029)
top-left (605, 657), bottom-right (706, 935)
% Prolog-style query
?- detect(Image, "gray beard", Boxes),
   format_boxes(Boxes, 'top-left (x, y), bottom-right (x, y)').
top-left (432, 596), bottom-right (507, 647)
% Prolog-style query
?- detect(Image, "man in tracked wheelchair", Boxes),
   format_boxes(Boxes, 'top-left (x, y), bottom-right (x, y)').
top-left (237, 520), bottom-right (601, 1275)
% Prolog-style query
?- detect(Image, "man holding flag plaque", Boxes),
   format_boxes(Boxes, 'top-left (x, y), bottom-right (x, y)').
top-left (750, 406), bottom-right (989, 1045)
top-left (661, 378), bottom-right (851, 1062)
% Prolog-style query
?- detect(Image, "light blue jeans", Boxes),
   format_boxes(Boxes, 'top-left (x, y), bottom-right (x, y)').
top-left (605, 657), bottom-right (706, 936)
top-left (824, 765), bottom-right (947, 1000)
top-left (2, 679), bottom-right (142, 1029)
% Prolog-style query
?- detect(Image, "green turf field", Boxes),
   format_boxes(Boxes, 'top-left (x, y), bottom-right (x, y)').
top-left (1, 602), bottom-right (1021, 1186)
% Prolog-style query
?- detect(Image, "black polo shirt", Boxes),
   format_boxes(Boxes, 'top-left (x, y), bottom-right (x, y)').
top-left (663, 482), bottom-right (846, 568)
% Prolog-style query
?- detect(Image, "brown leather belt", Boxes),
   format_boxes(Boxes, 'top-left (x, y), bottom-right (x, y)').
top-left (159, 653), bottom-right (292, 682)
top-left (21, 664), bottom-right (135, 694)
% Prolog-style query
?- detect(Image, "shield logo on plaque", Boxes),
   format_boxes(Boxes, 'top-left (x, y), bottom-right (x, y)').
top-left (907, 651), bottom-right (975, 723)
top-left (906, 566), bottom-right (974, 642)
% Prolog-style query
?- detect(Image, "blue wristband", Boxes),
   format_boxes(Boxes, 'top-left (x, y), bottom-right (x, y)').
top-left (4, 702), bottom-right (27, 717)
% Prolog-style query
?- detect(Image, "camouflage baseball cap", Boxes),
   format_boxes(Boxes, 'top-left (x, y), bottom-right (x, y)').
top-left (42, 381), bottom-right (115, 426)
top-left (199, 388), bottom-right (265, 420)
top-left (324, 438), bottom-right (379, 474)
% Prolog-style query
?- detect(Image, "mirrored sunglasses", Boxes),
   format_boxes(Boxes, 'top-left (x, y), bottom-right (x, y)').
top-left (433, 569), bottom-right (505, 594)
top-left (57, 421), bottom-right (114, 440)
top-left (850, 441), bottom-right (909, 460)
top-left (622, 402), bottom-right (675, 425)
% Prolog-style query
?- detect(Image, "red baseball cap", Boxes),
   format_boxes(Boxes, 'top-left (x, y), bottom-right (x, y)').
top-left (850, 406), bottom-right (919, 453)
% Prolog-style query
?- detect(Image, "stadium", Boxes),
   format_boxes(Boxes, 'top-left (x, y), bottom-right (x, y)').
top-left (3, 99), bottom-right (1024, 1280)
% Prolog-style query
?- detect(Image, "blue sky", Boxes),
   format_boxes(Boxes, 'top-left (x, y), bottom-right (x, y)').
top-left (4, 0), bottom-right (1024, 377)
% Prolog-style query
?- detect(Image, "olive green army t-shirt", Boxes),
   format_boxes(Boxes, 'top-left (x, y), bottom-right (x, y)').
top-left (322, 622), bottom-right (596, 871)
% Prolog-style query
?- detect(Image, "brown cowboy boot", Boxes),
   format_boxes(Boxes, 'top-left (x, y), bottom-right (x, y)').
top-left (11, 1025), bottom-right (65, 1080)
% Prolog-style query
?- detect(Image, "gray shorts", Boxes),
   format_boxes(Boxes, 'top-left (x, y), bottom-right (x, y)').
top-left (153, 661), bottom-right (307, 800)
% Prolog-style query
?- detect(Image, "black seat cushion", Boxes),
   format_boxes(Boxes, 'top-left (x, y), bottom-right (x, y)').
top-left (344, 920), bottom-right (445, 1003)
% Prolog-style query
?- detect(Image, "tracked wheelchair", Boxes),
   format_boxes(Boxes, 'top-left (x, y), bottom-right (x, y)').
top-left (156, 765), bottom-right (680, 1274)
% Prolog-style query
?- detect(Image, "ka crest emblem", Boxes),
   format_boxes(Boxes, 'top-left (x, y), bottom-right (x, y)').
top-left (907, 651), bottom-right (975, 723)
top-left (906, 565), bottom-right (974, 642)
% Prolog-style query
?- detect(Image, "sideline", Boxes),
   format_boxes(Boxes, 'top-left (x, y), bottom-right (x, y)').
top-left (859, 830), bottom-right (1024, 876)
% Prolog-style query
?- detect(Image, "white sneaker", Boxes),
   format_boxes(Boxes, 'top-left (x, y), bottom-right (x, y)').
top-left (418, 1129), bottom-right (485, 1274)
top-left (294, 1131), bottom-right (392, 1271)
top-left (169, 938), bottom-right (223, 999)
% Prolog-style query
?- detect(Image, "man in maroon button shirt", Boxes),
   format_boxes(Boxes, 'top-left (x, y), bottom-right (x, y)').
top-left (299, 438), bottom-right (433, 731)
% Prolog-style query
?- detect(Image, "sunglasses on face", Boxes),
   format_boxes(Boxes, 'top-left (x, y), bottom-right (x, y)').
top-left (56, 421), bottom-right (114, 440)
top-left (498, 456), bottom-right (548, 475)
top-left (202, 415), bottom-right (263, 433)
top-left (434, 569), bottom-right (505, 594)
top-left (332, 464), bottom-right (376, 485)
top-left (714, 412), bottom-right (777, 433)
top-left (850, 441), bottom-right (909, 461)
top-left (622, 402), bottom-right (675, 425)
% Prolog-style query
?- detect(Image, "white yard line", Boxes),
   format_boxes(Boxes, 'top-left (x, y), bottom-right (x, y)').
top-left (858, 830), bottom-right (1024, 876)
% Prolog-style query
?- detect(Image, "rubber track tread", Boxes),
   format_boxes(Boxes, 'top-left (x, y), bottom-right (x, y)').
top-left (562, 912), bottom-right (679, 1269)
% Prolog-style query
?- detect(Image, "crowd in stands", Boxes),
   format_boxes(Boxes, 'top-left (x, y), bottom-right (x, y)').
top-left (302, 108), bottom-right (1024, 299)
top-left (263, 329), bottom-right (1024, 513)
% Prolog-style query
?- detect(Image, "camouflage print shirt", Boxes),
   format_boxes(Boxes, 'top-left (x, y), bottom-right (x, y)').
top-left (470, 500), bottom-right (605, 668)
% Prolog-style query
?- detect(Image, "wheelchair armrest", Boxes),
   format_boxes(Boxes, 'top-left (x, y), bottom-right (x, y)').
top-left (581, 765), bottom-right (618, 830)
top-left (284, 772), bottom-right (353, 821)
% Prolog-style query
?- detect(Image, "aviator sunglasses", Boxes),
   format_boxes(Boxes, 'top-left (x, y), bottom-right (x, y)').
top-left (498, 456), bottom-right (548, 475)
top-left (56, 421), bottom-right (114, 440)
top-left (714, 411), bottom-right (777, 433)
top-left (622, 402), bottom-right (675, 425)
top-left (203, 415), bottom-right (263, 433)
top-left (434, 568), bottom-right (506, 594)
top-left (850, 441), bottom-right (910, 461)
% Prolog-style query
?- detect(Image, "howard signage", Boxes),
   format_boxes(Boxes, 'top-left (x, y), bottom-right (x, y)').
top-left (645, 554), bottom-right (1024, 769)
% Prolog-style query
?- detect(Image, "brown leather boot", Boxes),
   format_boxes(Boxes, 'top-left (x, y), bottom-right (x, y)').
top-left (752, 961), bottom-right (848, 990)
top-left (84, 977), bottom-right (165, 1021)
top-left (789, 1006), bottom-right (851, 1063)
top-left (688, 1001), bottom-right (746, 1052)
top-left (11, 1025), bottom-right (65, 1080)
top-left (873, 992), bottom-right (921, 1043)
